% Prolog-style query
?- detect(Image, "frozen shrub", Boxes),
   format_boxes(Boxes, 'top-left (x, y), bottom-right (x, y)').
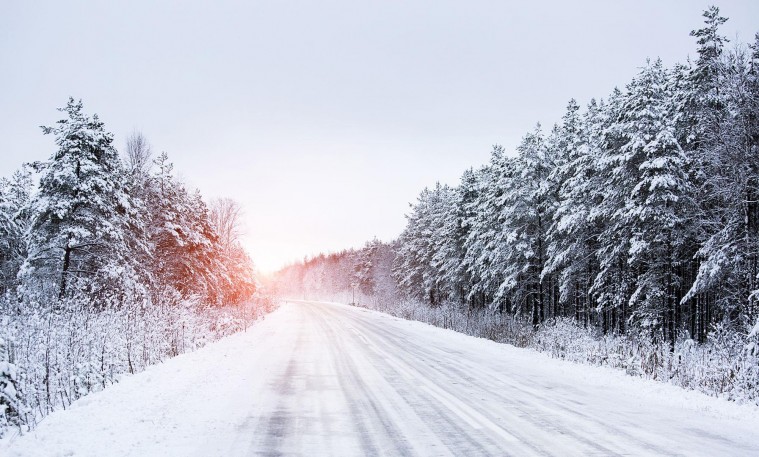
top-left (0, 294), bottom-right (274, 436)
top-left (0, 332), bottom-right (26, 437)
top-left (533, 318), bottom-right (600, 360)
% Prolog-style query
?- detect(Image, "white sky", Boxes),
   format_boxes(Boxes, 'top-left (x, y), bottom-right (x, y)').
top-left (2, 1), bottom-right (758, 273)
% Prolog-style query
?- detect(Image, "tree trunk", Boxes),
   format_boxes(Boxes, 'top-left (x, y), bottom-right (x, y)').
top-left (59, 242), bottom-right (72, 298)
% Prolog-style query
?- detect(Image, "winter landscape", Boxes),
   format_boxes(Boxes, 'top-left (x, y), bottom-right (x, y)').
top-left (2, 1), bottom-right (759, 456)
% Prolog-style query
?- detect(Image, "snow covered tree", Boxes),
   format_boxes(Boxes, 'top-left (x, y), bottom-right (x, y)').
top-left (582, 86), bottom-right (638, 334)
top-left (609, 59), bottom-right (694, 340)
top-left (369, 240), bottom-right (400, 304)
top-left (143, 152), bottom-right (229, 304)
top-left (394, 183), bottom-right (456, 305)
top-left (678, 9), bottom-right (759, 338)
top-left (0, 334), bottom-right (25, 437)
top-left (689, 6), bottom-right (729, 123)
top-left (427, 184), bottom-right (466, 304)
top-left (434, 169), bottom-right (479, 306)
top-left (0, 168), bottom-right (33, 294)
top-left (209, 198), bottom-right (257, 303)
top-left (354, 238), bottom-right (380, 296)
top-left (544, 99), bottom-right (602, 326)
top-left (462, 148), bottom-right (512, 310)
top-left (22, 98), bottom-right (140, 301)
top-left (123, 131), bottom-right (153, 177)
top-left (499, 126), bottom-right (559, 326)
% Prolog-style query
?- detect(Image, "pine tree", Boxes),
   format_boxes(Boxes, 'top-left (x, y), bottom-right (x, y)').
top-left (614, 59), bottom-right (694, 341)
top-left (144, 152), bottom-right (230, 304)
top-left (22, 98), bottom-right (139, 301)
top-left (354, 238), bottom-right (380, 297)
top-left (544, 99), bottom-right (601, 326)
top-left (683, 8), bottom-right (759, 335)
top-left (0, 168), bottom-right (33, 294)
top-left (393, 184), bottom-right (454, 305)
top-left (501, 126), bottom-right (558, 326)
top-left (434, 169), bottom-right (479, 306)
top-left (462, 149), bottom-right (511, 310)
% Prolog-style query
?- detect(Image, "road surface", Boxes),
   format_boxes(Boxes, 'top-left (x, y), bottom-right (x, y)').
top-left (5, 300), bottom-right (759, 456)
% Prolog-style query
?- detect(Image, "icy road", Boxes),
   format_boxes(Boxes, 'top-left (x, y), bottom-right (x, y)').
top-left (5, 301), bottom-right (759, 456)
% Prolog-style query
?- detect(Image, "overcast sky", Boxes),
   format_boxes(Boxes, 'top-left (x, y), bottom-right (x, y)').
top-left (2, 1), bottom-right (758, 273)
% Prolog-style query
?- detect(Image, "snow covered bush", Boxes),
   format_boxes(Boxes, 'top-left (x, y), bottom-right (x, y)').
top-left (0, 292), bottom-right (272, 437)
top-left (533, 318), bottom-right (600, 360)
top-left (530, 316), bottom-right (759, 404)
top-left (0, 328), bottom-right (26, 437)
top-left (0, 360), bottom-right (24, 437)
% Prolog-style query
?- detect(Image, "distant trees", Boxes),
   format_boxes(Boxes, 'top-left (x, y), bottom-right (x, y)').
top-left (275, 240), bottom-right (398, 306)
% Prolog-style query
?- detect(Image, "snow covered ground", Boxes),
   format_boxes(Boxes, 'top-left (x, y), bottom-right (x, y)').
top-left (3, 300), bottom-right (759, 456)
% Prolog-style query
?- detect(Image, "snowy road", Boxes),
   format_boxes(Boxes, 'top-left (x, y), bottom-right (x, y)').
top-left (5, 300), bottom-right (759, 456)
